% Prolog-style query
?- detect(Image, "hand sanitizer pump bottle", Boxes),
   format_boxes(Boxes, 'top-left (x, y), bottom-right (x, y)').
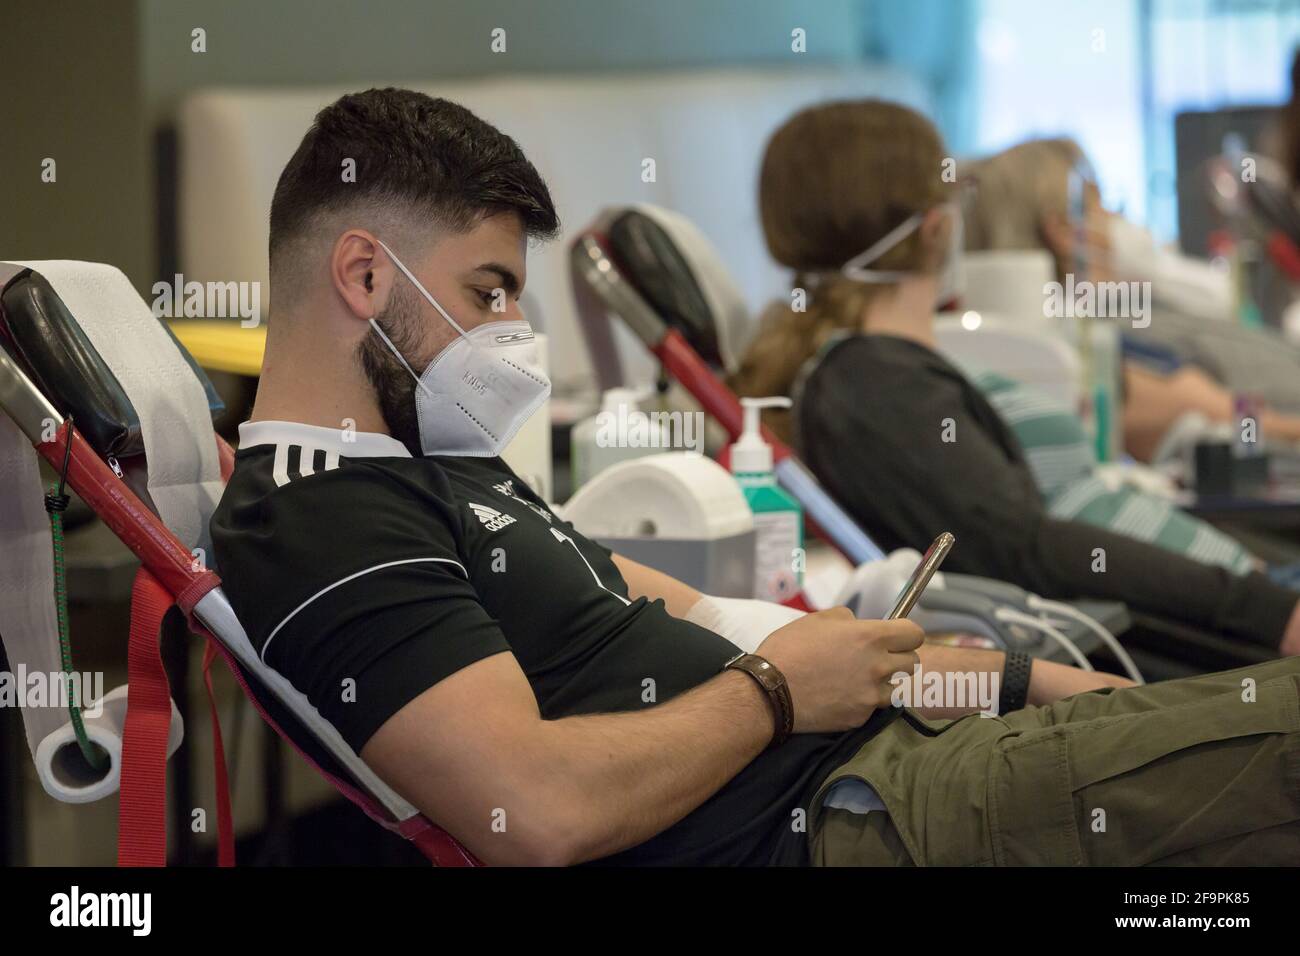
top-left (731, 397), bottom-right (804, 603)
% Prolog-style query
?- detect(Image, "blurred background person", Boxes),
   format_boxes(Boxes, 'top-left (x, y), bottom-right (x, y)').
top-left (964, 136), bottom-right (1300, 462)
top-left (731, 99), bottom-right (1300, 654)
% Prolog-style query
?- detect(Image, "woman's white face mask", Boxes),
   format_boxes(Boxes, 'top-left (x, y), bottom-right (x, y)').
top-left (368, 238), bottom-right (551, 457)
top-left (840, 203), bottom-right (965, 308)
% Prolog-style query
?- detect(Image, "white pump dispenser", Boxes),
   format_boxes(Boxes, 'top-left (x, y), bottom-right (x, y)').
top-left (731, 396), bottom-right (790, 474)
top-left (728, 396), bottom-right (803, 602)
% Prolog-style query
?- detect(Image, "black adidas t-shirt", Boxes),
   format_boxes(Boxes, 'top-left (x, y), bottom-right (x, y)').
top-left (210, 421), bottom-right (883, 865)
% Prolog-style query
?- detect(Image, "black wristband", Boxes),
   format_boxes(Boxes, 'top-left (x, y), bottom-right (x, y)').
top-left (998, 651), bottom-right (1033, 715)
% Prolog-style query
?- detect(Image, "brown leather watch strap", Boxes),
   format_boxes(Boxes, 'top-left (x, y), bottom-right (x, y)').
top-left (724, 652), bottom-right (794, 748)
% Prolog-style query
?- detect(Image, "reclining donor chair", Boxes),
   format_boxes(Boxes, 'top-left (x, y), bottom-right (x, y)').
top-left (570, 205), bottom-right (887, 569)
top-left (0, 261), bottom-right (478, 866)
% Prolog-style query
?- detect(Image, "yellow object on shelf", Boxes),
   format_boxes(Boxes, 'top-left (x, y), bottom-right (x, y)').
top-left (168, 320), bottom-right (267, 377)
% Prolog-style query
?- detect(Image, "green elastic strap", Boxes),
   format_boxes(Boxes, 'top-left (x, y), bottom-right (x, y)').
top-left (45, 436), bottom-right (109, 773)
top-left (47, 487), bottom-right (108, 772)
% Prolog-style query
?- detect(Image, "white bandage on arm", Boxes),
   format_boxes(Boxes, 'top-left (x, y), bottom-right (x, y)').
top-left (683, 594), bottom-right (806, 654)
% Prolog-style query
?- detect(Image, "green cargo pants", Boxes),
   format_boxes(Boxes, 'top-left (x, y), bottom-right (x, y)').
top-left (809, 656), bottom-right (1300, 865)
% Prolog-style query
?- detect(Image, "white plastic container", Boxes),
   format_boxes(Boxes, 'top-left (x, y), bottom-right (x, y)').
top-left (570, 388), bottom-right (670, 492)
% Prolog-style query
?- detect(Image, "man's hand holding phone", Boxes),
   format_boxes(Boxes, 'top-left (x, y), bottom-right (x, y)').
top-left (756, 608), bottom-right (923, 734)
top-left (753, 533), bottom-right (953, 734)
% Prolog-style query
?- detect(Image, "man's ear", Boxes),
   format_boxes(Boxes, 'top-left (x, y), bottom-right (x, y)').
top-left (332, 230), bottom-right (387, 322)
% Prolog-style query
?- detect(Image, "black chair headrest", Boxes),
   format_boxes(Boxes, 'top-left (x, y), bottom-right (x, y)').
top-left (606, 209), bottom-right (725, 367)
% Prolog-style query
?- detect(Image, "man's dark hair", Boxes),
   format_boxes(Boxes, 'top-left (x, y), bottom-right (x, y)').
top-left (269, 88), bottom-right (559, 273)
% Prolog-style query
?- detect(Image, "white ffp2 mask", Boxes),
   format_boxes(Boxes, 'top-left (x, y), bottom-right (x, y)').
top-left (369, 239), bottom-right (550, 457)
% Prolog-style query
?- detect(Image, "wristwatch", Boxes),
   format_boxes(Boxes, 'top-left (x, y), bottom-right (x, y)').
top-left (724, 652), bottom-right (794, 748)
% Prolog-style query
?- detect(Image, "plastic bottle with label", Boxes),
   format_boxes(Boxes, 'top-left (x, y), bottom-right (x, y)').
top-left (730, 397), bottom-right (804, 603)
top-left (570, 387), bottom-right (669, 491)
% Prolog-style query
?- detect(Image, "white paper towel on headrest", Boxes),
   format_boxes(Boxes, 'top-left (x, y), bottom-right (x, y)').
top-left (0, 414), bottom-right (67, 753)
top-left (10, 260), bottom-right (223, 550)
top-left (0, 260), bottom-right (208, 793)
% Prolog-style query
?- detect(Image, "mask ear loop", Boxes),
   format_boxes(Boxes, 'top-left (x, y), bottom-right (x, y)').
top-left (368, 315), bottom-right (437, 403)
top-left (841, 201), bottom-right (968, 285)
top-left (374, 238), bottom-right (470, 338)
top-left (369, 237), bottom-right (467, 403)
top-left (840, 212), bottom-right (924, 283)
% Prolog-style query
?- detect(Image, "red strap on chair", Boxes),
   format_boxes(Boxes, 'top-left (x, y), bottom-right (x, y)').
top-left (191, 620), bottom-right (479, 866)
top-left (171, 571), bottom-right (477, 866)
top-left (202, 638), bottom-right (237, 866)
top-left (180, 570), bottom-right (236, 865)
top-left (402, 815), bottom-right (480, 866)
top-left (117, 567), bottom-right (175, 866)
top-left (122, 556), bottom-right (476, 866)
top-left (119, 567), bottom-right (238, 866)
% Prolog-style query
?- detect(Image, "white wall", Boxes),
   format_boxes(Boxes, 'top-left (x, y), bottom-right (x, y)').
top-left (140, 0), bottom-right (872, 123)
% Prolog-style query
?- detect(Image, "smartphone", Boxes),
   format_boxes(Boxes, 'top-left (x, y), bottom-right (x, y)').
top-left (886, 532), bottom-right (955, 620)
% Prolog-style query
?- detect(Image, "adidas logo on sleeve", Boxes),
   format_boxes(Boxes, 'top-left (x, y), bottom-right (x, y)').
top-left (470, 502), bottom-right (516, 532)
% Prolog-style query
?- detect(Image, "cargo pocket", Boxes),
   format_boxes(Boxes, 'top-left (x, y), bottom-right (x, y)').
top-left (995, 674), bottom-right (1300, 866)
top-left (811, 711), bottom-right (1009, 867)
top-left (988, 726), bottom-right (1079, 865)
top-left (1070, 674), bottom-right (1300, 788)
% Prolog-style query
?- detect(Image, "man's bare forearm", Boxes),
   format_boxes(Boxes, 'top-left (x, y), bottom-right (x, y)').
top-left (520, 668), bottom-right (774, 864)
top-left (910, 643), bottom-right (1131, 720)
top-left (906, 643), bottom-right (1007, 719)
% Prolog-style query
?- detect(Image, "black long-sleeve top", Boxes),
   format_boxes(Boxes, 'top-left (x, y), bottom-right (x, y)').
top-left (795, 333), bottom-right (1295, 649)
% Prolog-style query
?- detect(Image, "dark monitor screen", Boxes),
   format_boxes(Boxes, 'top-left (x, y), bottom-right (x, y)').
top-left (1175, 105), bottom-right (1281, 255)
